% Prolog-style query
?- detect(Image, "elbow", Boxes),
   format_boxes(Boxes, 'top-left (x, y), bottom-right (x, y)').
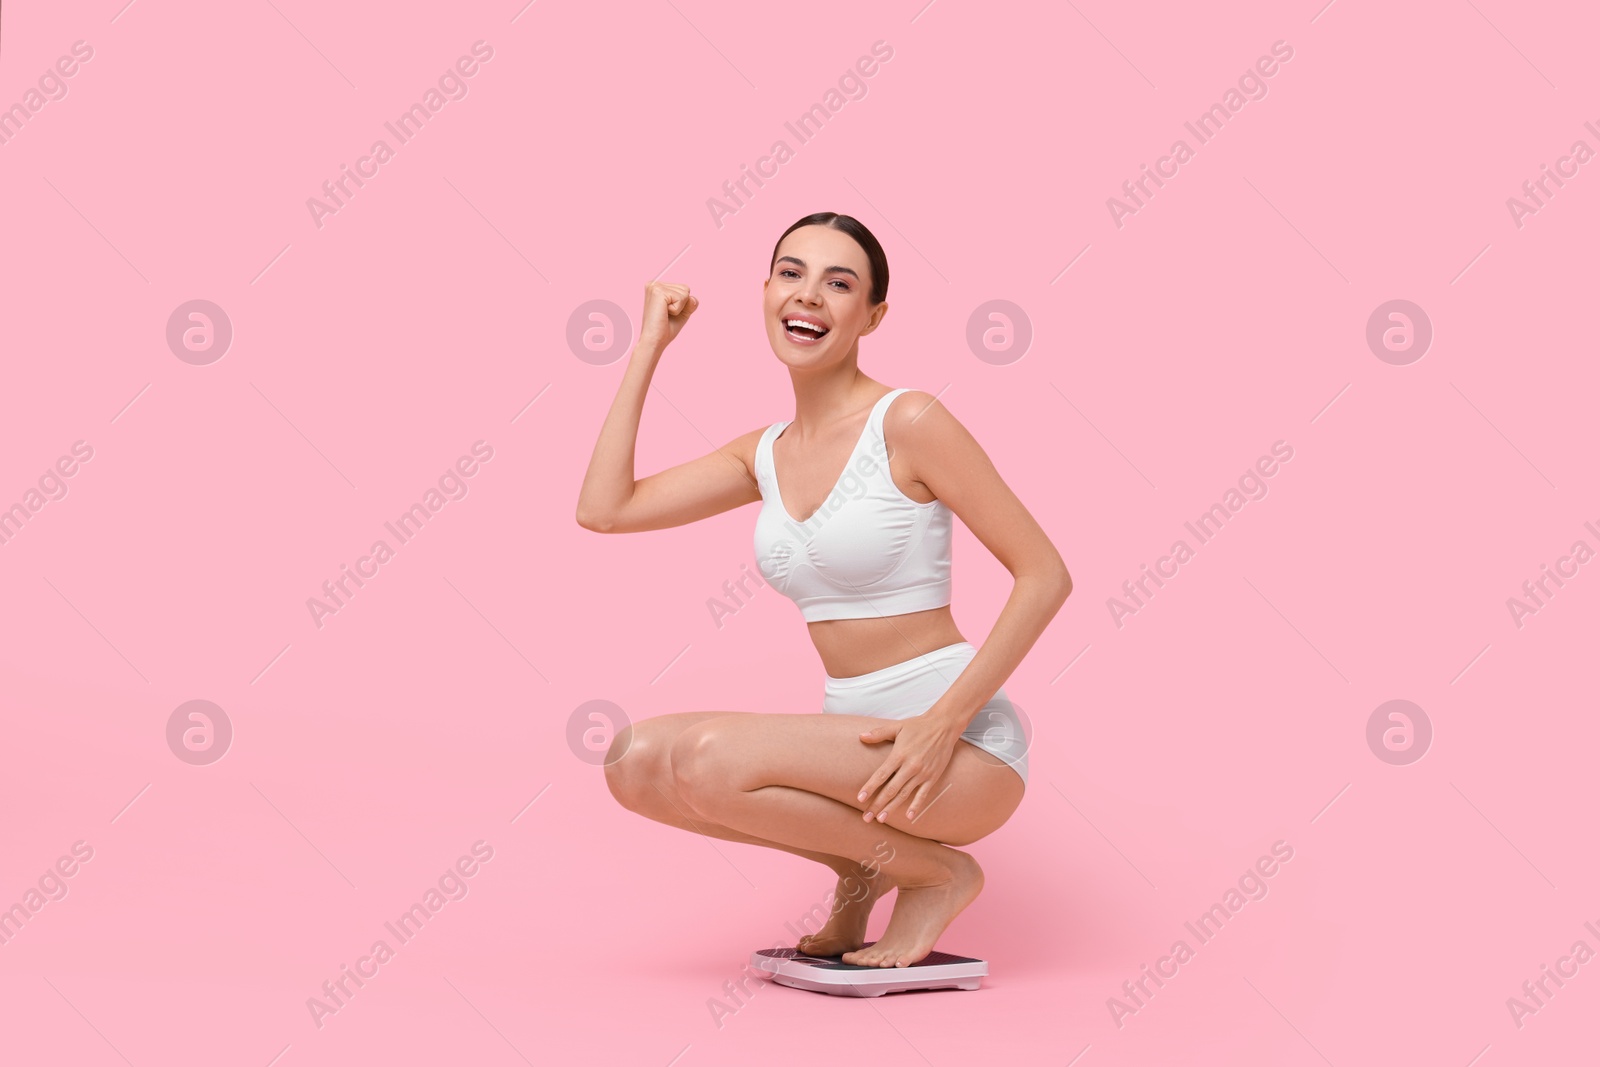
top-left (575, 507), bottom-right (613, 533)
top-left (1046, 562), bottom-right (1073, 604)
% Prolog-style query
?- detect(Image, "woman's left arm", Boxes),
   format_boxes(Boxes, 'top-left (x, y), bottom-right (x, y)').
top-left (857, 391), bottom-right (1073, 822)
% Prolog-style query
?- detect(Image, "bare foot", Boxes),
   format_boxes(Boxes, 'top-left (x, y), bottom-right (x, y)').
top-left (795, 868), bottom-right (890, 958)
top-left (841, 849), bottom-right (984, 968)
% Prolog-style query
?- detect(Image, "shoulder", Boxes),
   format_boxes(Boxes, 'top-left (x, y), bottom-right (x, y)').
top-left (881, 389), bottom-right (984, 469)
top-left (882, 388), bottom-right (961, 442)
top-left (723, 422), bottom-right (780, 481)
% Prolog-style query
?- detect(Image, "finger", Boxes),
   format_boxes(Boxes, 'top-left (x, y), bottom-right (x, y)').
top-left (868, 765), bottom-right (914, 816)
top-left (905, 781), bottom-right (933, 822)
top-left (857, 760), bottom-right (897, 806)
top-left (872, 775), bottom-right (918, 822)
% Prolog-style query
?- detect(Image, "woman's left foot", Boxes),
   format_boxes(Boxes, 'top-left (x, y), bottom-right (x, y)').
top-left (840, 849), bottom-right (984, 968)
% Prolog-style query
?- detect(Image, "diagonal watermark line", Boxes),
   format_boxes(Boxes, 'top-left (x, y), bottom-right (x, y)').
top-left (1449, 381), bottom-right (1556, 489)
top-left (42, 575), bottom-right (148, 683)
top-left (1309, 0), bottom-right (1339, 23)
top-left (43, 177), bottom-right (149, 283)
top-left (1050, 642), bottom-right (1092, 683)
top-left (867, 1001), bottom-right (935, 1064)
top-left (443, 976), bottom-right (536, 1065)
top-left (1063, 0), bottom-right (1155, 88)
top-left (443, 576), bottom-right (549, 682)
top-left (110, 0), bottom-right (140, 23)
top-left (510, 0), bottom-right (539, 23)
top-left (251, 643), bottom-right (293, 686)
top-left (1050, 242), bottom-right (1093, 284)
top-left (1243, 176), bottom-right (1348, 283)
top-left (1310, 382), bottom-right (1351, 424)
top-left (111, 382), bottom-right (152, 423)
top-left (252, 782), bottom-right (359, 889)
top-left (1450, 242), bottom-right (1492, 285)
top-left (1310, 782), bottom-right (1350, 824)
top-left (842, 176), bottom-right (948, 283)
top-left (511, 782), bottom-right (551, 823)
top-left (1450, 643), bottom-right (1491, 685)
top-left (650, 644), bottom-right (693, 685)
top-left (1243, 975), bottom-right (1334, 1065)
top-left (650, 782), bottom-right (759, 889)
top-left (264, 1041), bottom-right (293, 1066)
top-left (662, 0), bottom-right (756, 89)
top-left (1050, 780), bottom-right (1157, 889)
top-left (262, 0), bottom-right (357, 88)
top-left (1464, 1041), bottom-right (1492, 1067)
top-left (1049, 381), bottom-right (1156, 489)
top-left (1450, 781), bottom-right (1556, 889)
top-left (251, 243), bottom-right (292, 285)
top-left (111, 783), bottom-right (152, 824)
top-left (443, 175), bottom-right (549, 281)
top-left (250, 382), bottom-right (358, 489)
top-left (1462, 0), bottom-right (1557, 89)
top-left (909, 0), bottom-right (939, 23)
top-left (510, 382), bottom-right (553, 424)
top-left (1066, 1043), bottom-right (1093, 1067)
top-left (43, 977), bottom-right (135, 1066)
top-left (1243, 575), bottom-right (1348, 683)
top-left (653, 243), bottom-right (692, 281)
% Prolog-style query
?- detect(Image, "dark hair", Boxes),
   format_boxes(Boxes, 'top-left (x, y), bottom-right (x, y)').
top-left (769, 212), bottom-right (889, 307)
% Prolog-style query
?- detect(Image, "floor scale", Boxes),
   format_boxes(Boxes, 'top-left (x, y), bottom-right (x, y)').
top-left (750, 944), bottom-right (987, 997)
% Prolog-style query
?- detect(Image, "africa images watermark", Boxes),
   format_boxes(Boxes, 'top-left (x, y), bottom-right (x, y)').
top-left (709, 426), bottom-right (894, 630)
top-left (706, 39), bottom-right (896, 229)
top-left (306, 441), bottom-right (495, 629)
top-left (1505, 917), bottom-right (1600, 1030)
top-left (306, 40), bottom-right (496, 229)
top-left (1108, 840), bottom-right (1296, 1029)
top-left (0, 40), bottom-right (96, 148)
top-left (0, 840), bottom-right (96, 948)
top-left (1107, 440), bottom-right (1295, 629)
top-left (1504, 519), bottom-right (1600, 629)
top-left (1506, 120), bottom-right (1600, 230)
top-left (1106, 39), bottom-right (1296, 229)
top-left (0, 440), bottom-right (95, 548)
top-left (706, 839), bottom-right (896, 1029)
top-left (306, 840), bottom-right (495, 1029)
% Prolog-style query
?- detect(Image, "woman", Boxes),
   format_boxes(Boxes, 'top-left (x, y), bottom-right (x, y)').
top-left (577, 212), bottom-right (1071, 969)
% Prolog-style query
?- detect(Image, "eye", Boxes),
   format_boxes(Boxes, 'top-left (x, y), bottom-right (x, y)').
top-left (779, 268), bottom-right (799, 279)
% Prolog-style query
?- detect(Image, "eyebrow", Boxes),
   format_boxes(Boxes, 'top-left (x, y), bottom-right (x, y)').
top-left (775, 255), bottom-right (860, 280)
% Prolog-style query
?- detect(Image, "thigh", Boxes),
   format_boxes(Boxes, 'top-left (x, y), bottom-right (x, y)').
top-left (671, 712), bottom-right (1024, 847)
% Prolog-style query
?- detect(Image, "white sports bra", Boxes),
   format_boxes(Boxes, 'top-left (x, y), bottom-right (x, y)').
top-left (752, 388), bottom-right (953, 622)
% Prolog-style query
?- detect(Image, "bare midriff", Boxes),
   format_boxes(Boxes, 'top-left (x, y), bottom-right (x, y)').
top-left (807, 604), bottom-right (966, 680)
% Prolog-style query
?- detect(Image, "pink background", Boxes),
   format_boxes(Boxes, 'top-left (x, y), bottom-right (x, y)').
top-left (2, 0), bottom-right (1597, 1064)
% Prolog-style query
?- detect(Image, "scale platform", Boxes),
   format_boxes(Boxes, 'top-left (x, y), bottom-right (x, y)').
top-left (750, 945), bottom-right (987, 997)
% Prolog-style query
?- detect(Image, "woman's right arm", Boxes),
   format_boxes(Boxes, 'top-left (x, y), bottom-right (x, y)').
top-left (574, 282), bottom-right (764, 534)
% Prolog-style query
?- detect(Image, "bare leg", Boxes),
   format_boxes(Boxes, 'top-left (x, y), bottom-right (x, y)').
top-left (604, 712), bottom-right (889, 948)
top-left (669, 712), bottom-right (1022, 966)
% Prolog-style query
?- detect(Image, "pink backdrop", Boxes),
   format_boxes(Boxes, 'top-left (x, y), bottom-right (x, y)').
top-left (2, 1), bottom-right (1596, 1064)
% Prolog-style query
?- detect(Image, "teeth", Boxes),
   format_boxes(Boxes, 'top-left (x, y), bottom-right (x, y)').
top-left (784, 319), bottom-right (827, 334)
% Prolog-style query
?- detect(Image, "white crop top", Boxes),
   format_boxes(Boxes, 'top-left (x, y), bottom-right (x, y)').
top-left (752, 388), bottom-right (953, 622)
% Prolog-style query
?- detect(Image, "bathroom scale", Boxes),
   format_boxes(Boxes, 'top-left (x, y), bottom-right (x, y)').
top-left (750, 945), bottom-right (987, 997)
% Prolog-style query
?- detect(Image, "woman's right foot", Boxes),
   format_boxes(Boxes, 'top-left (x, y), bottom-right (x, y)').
top-left (795, 868), bottom-right (889, 957)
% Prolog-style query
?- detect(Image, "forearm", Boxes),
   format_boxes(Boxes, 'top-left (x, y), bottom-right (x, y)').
top-left (925, 569), bottom-right (1072, 733)
top-left (574, 343), bottom-right (662, 526)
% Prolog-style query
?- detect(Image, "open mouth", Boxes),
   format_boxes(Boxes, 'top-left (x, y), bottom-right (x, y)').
top-left (782, 317), bottom-right (830, 344)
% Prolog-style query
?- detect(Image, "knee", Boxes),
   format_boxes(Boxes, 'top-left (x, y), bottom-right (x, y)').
top-left (669, 720), bottom-right (735, 806)
top-left (602, 723), bottom-right (654, 809)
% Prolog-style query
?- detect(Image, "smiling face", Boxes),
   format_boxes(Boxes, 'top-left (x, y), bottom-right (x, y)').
top-left (763, 225), bottom-right (887, 366)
